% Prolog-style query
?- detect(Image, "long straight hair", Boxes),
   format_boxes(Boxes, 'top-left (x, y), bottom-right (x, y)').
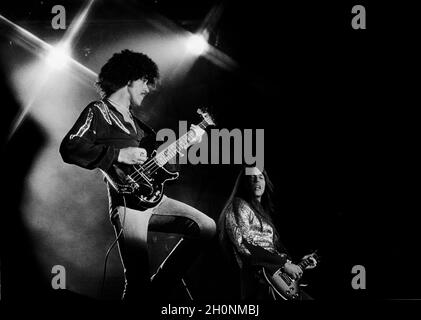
top-left (218, 166), bottom-right (280, 252)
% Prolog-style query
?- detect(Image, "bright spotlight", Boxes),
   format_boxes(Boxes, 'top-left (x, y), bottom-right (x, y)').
top-left (186, 34), bottom-right (209, 56)
top-left (46, 44), bottom-right (71, 69)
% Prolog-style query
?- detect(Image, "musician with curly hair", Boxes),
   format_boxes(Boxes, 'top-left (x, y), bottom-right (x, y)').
top-left (60, 49), bottom-right (216, 301)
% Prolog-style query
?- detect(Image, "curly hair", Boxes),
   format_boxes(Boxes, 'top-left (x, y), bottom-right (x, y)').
top-left (96, 49), bottom-right (159, 97)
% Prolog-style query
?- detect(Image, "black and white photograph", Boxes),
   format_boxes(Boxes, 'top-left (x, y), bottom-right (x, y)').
top-left (0, 0), bottom-right (419, 317)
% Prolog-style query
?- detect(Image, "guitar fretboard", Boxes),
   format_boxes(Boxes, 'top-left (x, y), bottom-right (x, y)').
top-left (154, 120), bottom-right (208, 167)
top-left (298, 254), bottom-right (318, 270)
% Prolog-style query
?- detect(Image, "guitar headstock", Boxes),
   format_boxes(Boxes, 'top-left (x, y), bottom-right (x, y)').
top-left (311, 251), bottom-right (320, 263)
top-left (197, 108), bottom-right (216, 127)
top-left (301, 250), bottom-right (320, 270)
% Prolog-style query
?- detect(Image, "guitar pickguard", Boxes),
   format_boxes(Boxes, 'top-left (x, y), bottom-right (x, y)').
top-left (104, 162), bottom-right (179, 209)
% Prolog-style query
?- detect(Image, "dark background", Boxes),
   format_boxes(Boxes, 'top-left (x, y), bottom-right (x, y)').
top-left (0, 0), bottom-right (419, 307)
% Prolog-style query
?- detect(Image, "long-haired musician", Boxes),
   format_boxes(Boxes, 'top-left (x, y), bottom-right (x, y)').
top-left (218, 166), bottom-right (317, 300)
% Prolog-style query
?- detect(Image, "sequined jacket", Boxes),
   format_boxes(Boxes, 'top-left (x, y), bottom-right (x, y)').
top-left (224, 198), bottom-right (289, 272)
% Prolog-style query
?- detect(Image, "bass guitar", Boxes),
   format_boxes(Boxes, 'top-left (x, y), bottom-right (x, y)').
top-left (102, 108), bottom-right (215, 209)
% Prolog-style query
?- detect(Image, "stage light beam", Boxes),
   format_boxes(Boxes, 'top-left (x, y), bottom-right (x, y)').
top-left (1, 9), bottom-right (97, 140)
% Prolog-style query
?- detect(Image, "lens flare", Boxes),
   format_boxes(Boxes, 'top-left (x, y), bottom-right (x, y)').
top-left (186, 34), bottom-right (209, 56)
top-left (46, 44), bottom-right (71, 69)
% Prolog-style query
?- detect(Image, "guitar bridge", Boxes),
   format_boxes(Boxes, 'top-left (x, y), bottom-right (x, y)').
top-left (280, 273), bottom-right (293, 286)
top-left (115, 183), bottom-right (137, 194)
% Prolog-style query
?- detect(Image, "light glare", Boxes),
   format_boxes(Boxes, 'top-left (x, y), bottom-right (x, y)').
top-left (186, 34), bottom-right (208, 56)
top-left (46, 44), bottom-right (71, 69)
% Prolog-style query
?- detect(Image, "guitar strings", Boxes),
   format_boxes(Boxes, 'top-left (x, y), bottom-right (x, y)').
top-left (128, 128), bottom-right (195, 179)
top-left (129, 130), bottom-right (191, 178)
top-left (127, 121), bottom-right (208, 181)
top-left (143, 121), bottom-right (206, 173)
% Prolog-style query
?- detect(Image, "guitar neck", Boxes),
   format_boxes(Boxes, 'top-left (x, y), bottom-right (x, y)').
top-left (154, 120), bottom-right (208, 166)
top-left (297, 255), bottom-right (316, 271)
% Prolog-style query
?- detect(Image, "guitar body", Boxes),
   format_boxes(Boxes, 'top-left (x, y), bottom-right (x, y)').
top-left (262, 251), bottom-right (319, 300)
top-left (103, 108), bottom-right (215, 210)
top-left (267, 268), bottom-right (300, 300)
top-left (107, 151), bottom-right (179, 210)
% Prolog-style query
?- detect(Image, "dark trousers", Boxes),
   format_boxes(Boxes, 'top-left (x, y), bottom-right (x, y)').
top-left (110, 195), bottom-right (216, 302)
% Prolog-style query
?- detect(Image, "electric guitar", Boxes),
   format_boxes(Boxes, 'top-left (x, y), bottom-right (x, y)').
top-left (102, 108), bottom-right (215, 209)
top-left (262, 251), bottom-right (320, 300)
